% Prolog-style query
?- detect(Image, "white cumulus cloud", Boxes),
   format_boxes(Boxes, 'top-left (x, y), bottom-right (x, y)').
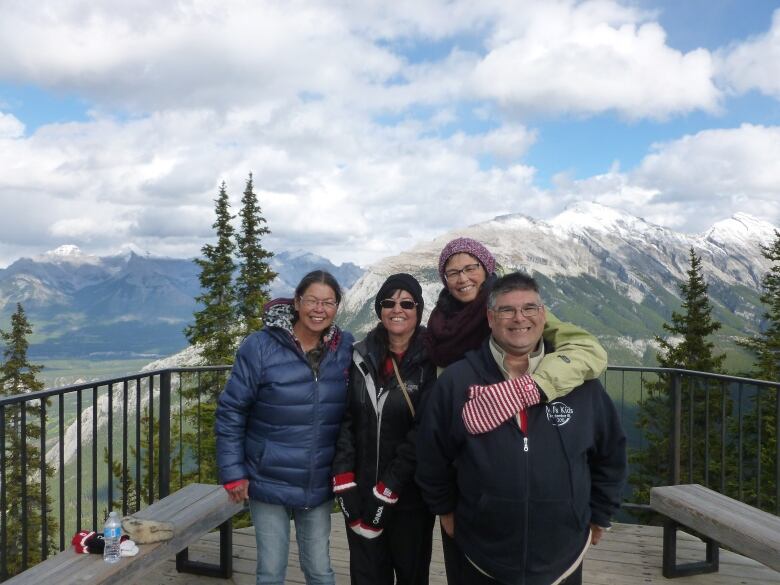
top-left (0, 0), bottom-right (773, 268)
top-left (471, 1), bottom-right (721, 119)
top-left (0, 111), bottom-right (25, 138)
top-left (554, 124), bottom-right (780, 232)
top-left (717, 8), bottom-right (780, 99)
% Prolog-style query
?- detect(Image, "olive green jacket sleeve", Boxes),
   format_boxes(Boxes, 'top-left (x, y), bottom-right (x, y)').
top-left (534, 310), bottom-right (608, 401)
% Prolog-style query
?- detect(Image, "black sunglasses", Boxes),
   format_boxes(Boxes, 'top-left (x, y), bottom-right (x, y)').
top-left (379, 299), bottom-right (417, 310)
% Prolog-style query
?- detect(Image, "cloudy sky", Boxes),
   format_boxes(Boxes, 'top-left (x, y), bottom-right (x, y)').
top-left (1, 0), bottom-right (779, 267)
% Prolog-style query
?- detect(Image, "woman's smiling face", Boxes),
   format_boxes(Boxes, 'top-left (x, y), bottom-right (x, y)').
top-left (444, 253), bottom-right (486, 303)
top-left (380, 289), bottom-right (418, 340)
top-left (293, 282), bottom-right (338, 337)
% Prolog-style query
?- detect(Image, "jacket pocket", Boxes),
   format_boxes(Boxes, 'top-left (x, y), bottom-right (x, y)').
top-left (468, 493), bottom-right (525, 547)
top-left (247, 440), bottom-right (267, 474)
top-left (527, 498), bottom-right (587, 572)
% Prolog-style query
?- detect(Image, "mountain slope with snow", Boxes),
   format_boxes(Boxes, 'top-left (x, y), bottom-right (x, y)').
top-left (338, 203), bottom-right (775, 367)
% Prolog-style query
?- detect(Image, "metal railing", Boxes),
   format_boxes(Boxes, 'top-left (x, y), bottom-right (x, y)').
top-left (602, 367), bottom-right (780, 517)
top-left (0, 366), bottom-right (230, 579)
top-left (0, 364), bottom-right (778, 580)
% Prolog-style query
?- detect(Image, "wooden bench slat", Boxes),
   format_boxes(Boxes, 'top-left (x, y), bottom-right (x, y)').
top-left (5, 483), bottom-right (242, 585)
top-left (650, 484), bottom-right (780, 572)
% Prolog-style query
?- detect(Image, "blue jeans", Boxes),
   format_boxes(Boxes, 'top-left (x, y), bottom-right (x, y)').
top-left (249, 499), bottom-right (335, 585)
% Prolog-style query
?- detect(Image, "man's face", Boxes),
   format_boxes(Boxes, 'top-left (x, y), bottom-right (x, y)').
top-left (487, 288), bottom-right (546, 357)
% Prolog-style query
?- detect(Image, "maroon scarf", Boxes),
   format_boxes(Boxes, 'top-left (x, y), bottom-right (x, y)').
top-left (425, 276), bottom-right (494, 368)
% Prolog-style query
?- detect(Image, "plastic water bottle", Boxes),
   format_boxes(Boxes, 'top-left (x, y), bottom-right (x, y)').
top-left (103, 511), bottom-right (122, 563)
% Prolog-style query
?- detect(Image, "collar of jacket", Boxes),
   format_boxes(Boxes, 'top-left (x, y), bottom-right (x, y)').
top-left (488, 335), bottom-right (545, 380)
top-left (464, 337), bottom-right (551, 384)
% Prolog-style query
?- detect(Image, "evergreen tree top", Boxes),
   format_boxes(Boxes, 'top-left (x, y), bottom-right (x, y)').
top-left (236, 172), bottom-right (277, 336)
top-left (1, 303), bottom-right (44, 395)
top-left (656, 248), bottom-right (725, 374)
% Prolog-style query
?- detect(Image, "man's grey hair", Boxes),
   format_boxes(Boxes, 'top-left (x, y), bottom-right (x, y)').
top-left (487, 271), bottom-right (541, 309)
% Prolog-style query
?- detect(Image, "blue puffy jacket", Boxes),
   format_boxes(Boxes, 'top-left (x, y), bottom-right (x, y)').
top-left (215, 300), bottom-right (354, 508)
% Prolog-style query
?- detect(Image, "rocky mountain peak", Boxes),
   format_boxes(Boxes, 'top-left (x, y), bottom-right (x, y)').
top-left (336, 204), bottom-right (776, 367)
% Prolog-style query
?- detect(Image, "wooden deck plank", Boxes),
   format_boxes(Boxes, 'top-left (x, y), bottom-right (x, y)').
top-left (142, 519), bottom-right (780, 585)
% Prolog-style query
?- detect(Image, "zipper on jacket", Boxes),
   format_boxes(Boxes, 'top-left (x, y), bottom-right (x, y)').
top-left (305, 347), bottom-right (329, 506)
top-left (520, 407), bottom-right (530, 582)
top-left (519, 409), bottom-right (529, 452)
top-left (375, 395), bottom-right (383, 483)
top-left (307, 372), bottom-right (320, 507)
top-left (374, 385), bottom-right (390, 483)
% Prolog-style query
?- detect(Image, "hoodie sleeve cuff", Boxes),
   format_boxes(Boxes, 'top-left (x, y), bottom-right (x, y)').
top-left (333, 472), bottom-right (357, 493)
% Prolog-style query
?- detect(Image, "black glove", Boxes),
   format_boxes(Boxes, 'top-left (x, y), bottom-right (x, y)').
top-left (333, 472), bottom-right (361, 531)
top-left (355, 482), bottom-right (398, 539)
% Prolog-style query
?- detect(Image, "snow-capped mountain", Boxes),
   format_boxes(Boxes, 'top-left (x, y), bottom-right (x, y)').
top-left (338, 203), bottom-right (776, 366)
top-left (269, 250), bottom-right (363, 298)
top-left (0, 247), bottom-right (363, 361)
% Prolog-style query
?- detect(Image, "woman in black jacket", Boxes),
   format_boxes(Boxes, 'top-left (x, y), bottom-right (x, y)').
top-left (332, 273), bottom-right (436, 585)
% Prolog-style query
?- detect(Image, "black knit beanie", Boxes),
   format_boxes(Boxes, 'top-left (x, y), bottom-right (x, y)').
top-left (374, 273), bottom-right (424, 326)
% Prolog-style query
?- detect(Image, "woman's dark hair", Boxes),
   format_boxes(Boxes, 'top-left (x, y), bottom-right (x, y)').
top-left (295, 270), bottom-right (343, 304)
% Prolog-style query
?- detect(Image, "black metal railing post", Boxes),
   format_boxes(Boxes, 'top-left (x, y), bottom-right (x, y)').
top-left (148, 376), bottom-right (155, 505)
top-left (720, 381), bottom-right (726, 494)
top-left (776, 384), bottom-right (780, 516)
top-left (39, 400), bottom-right (47, 562)
top-left (20, 405), bottom-right (28, 570)
top-left (669, 372), bottom-right (682, 486)
top-left (57, 393), bottom-right (65, 552)
top-left (158, 371), bottom-right (172, 500)
top-left (107, 383), bottom-right (114, 514)
top-left (756, 389), bottom-right (762, 509)
top-left (0, 404), bottom-right (6, 581)
top-left (76, 390), bottom-right (83, 530)
top-left (91, 385), bottom-right (98, 529)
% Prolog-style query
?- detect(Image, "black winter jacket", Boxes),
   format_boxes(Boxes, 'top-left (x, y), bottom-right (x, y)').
top-left (415, 340), bottom-right (627, 585)
top-left (333, 327), bottom-right (436, 511)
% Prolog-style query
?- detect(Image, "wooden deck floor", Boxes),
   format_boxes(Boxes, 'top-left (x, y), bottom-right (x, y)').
top-left (144, 519), bottom-right (780, 585)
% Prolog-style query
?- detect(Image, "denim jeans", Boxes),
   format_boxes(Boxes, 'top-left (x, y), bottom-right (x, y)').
top-left (249, 499), bottom-right (335, 585)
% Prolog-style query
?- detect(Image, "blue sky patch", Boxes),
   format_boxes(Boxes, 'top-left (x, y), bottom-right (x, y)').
top-left (0, 83), bottom-right (91, 133)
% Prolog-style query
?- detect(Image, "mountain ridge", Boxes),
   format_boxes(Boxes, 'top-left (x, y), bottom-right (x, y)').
top-left (0, 248), bottom-right (363, 360)
top-left (337, 203), bottom-right (776, 369)
top-left (0, 203), bottom-right (775, 371)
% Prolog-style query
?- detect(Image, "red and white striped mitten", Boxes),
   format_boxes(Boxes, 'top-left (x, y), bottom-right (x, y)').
top-left (462, 373), bottom-right (540, 435)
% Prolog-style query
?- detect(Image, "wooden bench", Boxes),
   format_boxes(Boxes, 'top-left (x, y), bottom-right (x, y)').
top-left (5, 483), bottom-right (244, 585)
top-left (650, 483), bottom-right (780, 578)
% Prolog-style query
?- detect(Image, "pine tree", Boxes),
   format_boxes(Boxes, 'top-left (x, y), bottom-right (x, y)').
top-left (179, 183), bottom-right (238, 493)
top-left (737, 230), bottom-right (779, 511)
top-left (741, 230), bottom-right (780, 381)
top-left (185, 181), bottom-right (237, 366)
top-left (655, 249), bottom-right (725, 373)
top-left (235, 173), bottom-right (276, 336)
top-left (0, 304), bottom-right (56, 576)
top-left (632, 248), bottom-right (726, 507)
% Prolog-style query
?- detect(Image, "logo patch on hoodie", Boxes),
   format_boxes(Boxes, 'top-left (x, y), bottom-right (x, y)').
top-left (546, 401), bottom-right (574, 427)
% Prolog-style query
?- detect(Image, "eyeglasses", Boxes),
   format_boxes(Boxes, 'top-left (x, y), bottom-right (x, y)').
top-left (379, 299), bottom-right (417, 310)
top-left (444, 263), bottom-right (482, 281)
top-left (491, 304), bottom-right (543, 320)
top-left (299, 296), bottom-right (338, 310)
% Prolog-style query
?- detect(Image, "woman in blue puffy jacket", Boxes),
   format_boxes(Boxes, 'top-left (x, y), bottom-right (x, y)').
top-left (216, 270), bottom-right (354, 585)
